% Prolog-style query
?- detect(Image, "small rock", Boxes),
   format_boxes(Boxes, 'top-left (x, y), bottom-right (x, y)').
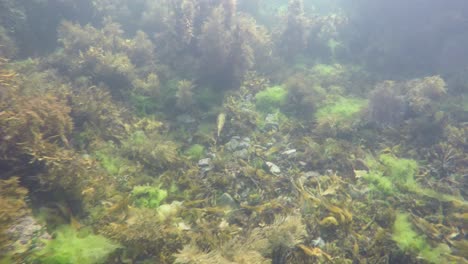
top-left (226, 136), bottom-right (250, 151)
top-left (198, 158), bottom-right (211, 167)
top-left (265, 161), bottom-right (281, 175)
top-left (281, 149), bottom-right (297, 156)
top-left (304, 171), bottom-right (321, 178)
top-left (264, 114), bottom-right (279, 131)
top-left (238, 141), bottom-right (250, 149)
top-left (312, 237), bottom-right (325, 247)
top-left (176, 114), bottom-right (196, 124)
top-left (218, 193), bottom-right (237, 208)
top-left (233, 149), bottom-right (249, 159)
top-left (226, 138), bottom-right (240, 151)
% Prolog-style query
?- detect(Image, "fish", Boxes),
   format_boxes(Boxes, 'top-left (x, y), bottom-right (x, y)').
top-left (217, 112), bottom-right (226, 138)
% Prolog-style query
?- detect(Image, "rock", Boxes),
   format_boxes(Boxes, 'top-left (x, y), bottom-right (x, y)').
top-left (265, 161), bottom-right (281, 175)
top-left (5, 215), bottom-right (50, 254)
top-left (226, 137), bottom-right (250, 152)
top-left (198, 158), bottom-right (211, 167)
top-left (176, 114), bottom-right (196, 124)
top-left (312, 237), bottom-right (325, 247)
top-left (218, 193), bottom-right (237, 208)
top-left (238, 141), bottom-right (250, 149)
top-left (281, 149), bottom-right (297, 156)
top-left (264, 113), bottom-right (279, 131)
top-left (233, 149), bottom-right (249, 159)
top-left (226, 138), bottom-right (240, 151)
top-left (304, 171), bottom-right (321, 178)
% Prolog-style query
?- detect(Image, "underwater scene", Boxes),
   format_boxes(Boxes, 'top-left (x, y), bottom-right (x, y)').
top-left (0, 0), bottom-right (467, 263)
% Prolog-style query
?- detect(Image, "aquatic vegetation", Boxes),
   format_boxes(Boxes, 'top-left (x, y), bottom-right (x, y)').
top-left (36, 226), bottom-right (120, 264)
top-left (367, 80), bottom-right (408, 126)
top-left (55, 20), bottom-right (158, 99)
top-left (100, 206), bottom-right (186, 262)
top-left (379, 154), bottom-right (418, 187)
top-left (174, 214), bottom-right (306, 263)
top-left (0, 177), bottom-right (30, 256)
top-left (314, 96), bottom-right (367, 136)
top-left (132, 73), bottom-right (160, 98)
top-left (360, 170), bottom-right (395, 194)
top-left (255, 85), bottom-right (287, 113)
top-left (185, 144), bottom-right (205, 161)
top-left (361, 154), bottom-right (418, 194)
top-left (0, 26), bottom-right (17, 58)
top-left (1, 2), bottom-right (467, 264)
top-left (175, 80), bottom-right (195, 111)
top-left (192, 85), bottom-right (225, 111)
top-left (278, 0), bottom-right (308, 60)
top-left (198, 3), bottom-right (259, 89)
top-left (406, 75), bottom-right (447, 114)
top-left (392, 212), bottom-right (451, 263)
top-left (69, 84), bottom-right (127, 145)
top-left (284, 72), bottom-right (326, 119)
top-left (131, 185), bottom-right (168, 209)
top-left (95, 146), bottom-right (135, 178)
top-left (368, 76), bottom-right (447, 127)
top-left (0, 92), bottom-right (73, 161)
top-left (120, 130), bottom-right (180, 170)
top-left (309, 64), bottom-right (347, 87)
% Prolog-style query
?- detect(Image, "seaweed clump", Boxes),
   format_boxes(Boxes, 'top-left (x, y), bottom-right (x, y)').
top-left (174, 214), bottom-right (307, 263)
top-left (361, 154), bottom-right (419, 195)
top-left (36, 226), bottom-right (120, 264)
top-left (367, 76), bottom-right (446, 127)
top-left (392, 212), bottom-right (451, 264)
top-left (255, 85), bottom-right (287, 113)
top-left (0, 177), bottom-right (32, 259)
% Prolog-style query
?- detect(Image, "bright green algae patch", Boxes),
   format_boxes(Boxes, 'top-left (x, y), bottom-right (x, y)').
top-left (185, 144), bottom-right (205, 161)
top-left (315, 97), bottom-right (367, 122)
top-left (255, 85), bottom-right (287, 113)
top-left (361, 154), bottom-right (419, 194)
top-left (131, 185), bottom-right (168, 208)
top-left (393, 213), bottom-right (452, 264)
top-left (36, 226), bottom-right (119, 264)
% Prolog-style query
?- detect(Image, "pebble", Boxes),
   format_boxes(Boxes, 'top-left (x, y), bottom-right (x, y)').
top-left (218, 193), bottom-right (238, 208)
top-left (198, 158), bottom-right (211, 167)
top-left (265, 161), bottom-right (281, 175)
top-left (281, 149), bottom-right (297, 156)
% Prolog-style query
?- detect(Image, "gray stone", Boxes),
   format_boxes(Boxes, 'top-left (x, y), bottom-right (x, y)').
top-left (226, 136), bottom-right (251, 152)
top-left (304, 171), bottom-right (321, 178)
top-left (264, 113), bottom-right (279, 131)
top-left (176, 114), bottom-right (196, 124)
top-left (218, 193), bottom-right (237, 208)
top-left (312, 237), bottom-right (325, 247)
top-left (238, 141), bottom-right (250, 149)
top-left (265, 161), bottom-right (281, 175)
top-left (281, 149), bottom-right (297, 156)
top-left (226, 138), bottom-right (240, 151)
top-left (198, 158), bottom-right (211, 167)
top-left (233, 149), bottom-right (249, 159)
